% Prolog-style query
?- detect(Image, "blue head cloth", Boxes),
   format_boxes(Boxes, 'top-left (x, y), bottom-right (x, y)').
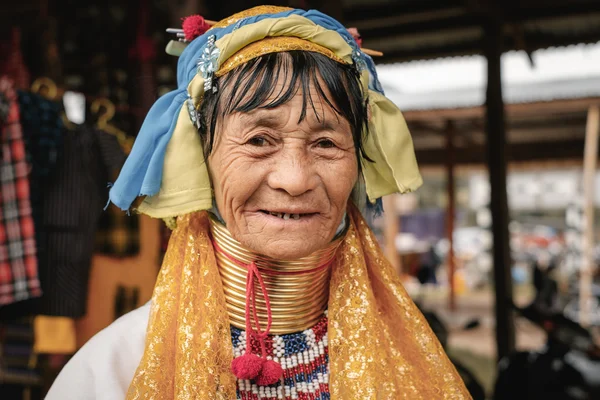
top-left (108, 8), bottom-right (385, 213)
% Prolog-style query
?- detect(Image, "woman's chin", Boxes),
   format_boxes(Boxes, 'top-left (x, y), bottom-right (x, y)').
top-left (246, 239), bottom-right (322, 260)
top-left (235, 211), bottom-right (335, 259)
top-left (235, 234), bottom-right (330, 260)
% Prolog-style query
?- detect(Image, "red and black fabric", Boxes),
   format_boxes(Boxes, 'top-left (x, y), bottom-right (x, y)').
top-left (0, 77), bottom-right (40, 306)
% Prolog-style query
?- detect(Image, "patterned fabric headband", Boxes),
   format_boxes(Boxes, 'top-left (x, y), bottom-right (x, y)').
top-left (108, 5), bottom-right (422, 219)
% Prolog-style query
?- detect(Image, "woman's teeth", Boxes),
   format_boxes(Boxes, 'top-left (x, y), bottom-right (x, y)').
top-left (269, 212), bottom-right (301, 220)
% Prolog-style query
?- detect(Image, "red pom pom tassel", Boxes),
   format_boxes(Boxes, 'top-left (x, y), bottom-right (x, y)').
top-left (256, 359), bottom-right (283, 386)
top-left (182, 15), bottom-right (210, 41)
top-left (231, 353), bottom-right (264, 380)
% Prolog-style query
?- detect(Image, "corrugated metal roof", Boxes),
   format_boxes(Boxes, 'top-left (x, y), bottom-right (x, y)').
top-left (377, 42), bottom-right (600, 110)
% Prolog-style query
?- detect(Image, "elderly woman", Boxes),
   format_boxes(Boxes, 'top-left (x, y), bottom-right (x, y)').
top-left (47, 6), bottom-right (470, 400)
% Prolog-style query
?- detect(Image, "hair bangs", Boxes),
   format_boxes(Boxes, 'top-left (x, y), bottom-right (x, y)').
top-left (199, 51), bottom-right (370, 165)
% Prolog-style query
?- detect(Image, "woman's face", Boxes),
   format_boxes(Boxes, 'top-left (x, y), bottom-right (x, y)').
top-left (208, 74), bottom-right (358, 260)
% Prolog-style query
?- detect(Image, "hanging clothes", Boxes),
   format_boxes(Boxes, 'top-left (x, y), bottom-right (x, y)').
top-left (0, 28), bottom-right (30, 90)
top-left (0, 317), bottom-right (43, 398)
top-left (94, 203), bottom-right (140, 257)
top-left (37, 125), bottom-right (126, 317)
top-left (76, 214), bottom-right (160, 348)
top-left (17, 90), bottom-right (64, 259)
top-left (0, 77), bottom-right (41, 306)
top-left (94, 141), bottom-right (140, 258)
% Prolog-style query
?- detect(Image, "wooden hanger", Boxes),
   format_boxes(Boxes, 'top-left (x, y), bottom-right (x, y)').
top-left (90, 98), bottom-right (134, 154)
top-left (31, 77), bottom-right (58, 99)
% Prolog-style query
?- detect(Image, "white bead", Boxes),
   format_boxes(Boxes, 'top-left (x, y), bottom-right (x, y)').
top-left (267, 355), bottom-right (272, 361)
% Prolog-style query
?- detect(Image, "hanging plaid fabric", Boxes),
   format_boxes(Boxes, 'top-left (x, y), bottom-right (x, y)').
top-left (0, 76), bottom-right (40, 306)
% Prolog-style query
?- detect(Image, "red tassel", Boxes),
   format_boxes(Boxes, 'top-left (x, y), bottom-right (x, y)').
top-left (182, 15), bottom-right (210, 41)
top-left (231, 353), bottom-right (264, 380)
top-left (255, 359), bottom-right (283, 386)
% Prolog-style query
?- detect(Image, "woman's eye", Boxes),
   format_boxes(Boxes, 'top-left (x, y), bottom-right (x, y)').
top-left (316, 139), bottom-right (336, 149)
top-left (247, 136), bottom-right (268, 147)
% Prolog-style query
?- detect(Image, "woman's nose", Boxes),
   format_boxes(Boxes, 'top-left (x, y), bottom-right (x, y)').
top-left (266, 148), bottom-right (318, 197)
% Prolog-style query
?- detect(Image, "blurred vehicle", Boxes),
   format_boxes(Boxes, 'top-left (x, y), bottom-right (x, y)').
top-left (494, 263), bottom-right (600, 400)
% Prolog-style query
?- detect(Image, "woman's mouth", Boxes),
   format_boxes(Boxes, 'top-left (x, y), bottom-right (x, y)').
top-left (259, 210), bottom-right (316, 220)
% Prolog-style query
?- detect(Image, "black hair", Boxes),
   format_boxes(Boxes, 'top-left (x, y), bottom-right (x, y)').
top-left (197, 51), bottom-right (371, 168)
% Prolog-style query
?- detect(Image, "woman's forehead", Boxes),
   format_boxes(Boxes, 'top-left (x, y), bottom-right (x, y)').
top-left (235, 103), bottom-right (345, 129)
top-left (227, 62), bottom-right (333, 100)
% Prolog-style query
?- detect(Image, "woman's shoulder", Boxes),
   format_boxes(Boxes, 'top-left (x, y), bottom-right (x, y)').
top-left (45, 302), bottom-right (151, 400)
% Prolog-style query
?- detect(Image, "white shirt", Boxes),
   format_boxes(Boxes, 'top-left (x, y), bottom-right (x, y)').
top-left (45, 303), bottom-right (150, 400)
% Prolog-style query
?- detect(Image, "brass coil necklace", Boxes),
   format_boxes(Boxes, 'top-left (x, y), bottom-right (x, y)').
top-left (209, 214), bottom-right (342, 335)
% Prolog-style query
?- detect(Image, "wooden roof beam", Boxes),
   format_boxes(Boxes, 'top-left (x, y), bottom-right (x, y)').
top-left (403, 98), bottom-right (600, 122)
top-left (415, 138), bottom-right (587, 165)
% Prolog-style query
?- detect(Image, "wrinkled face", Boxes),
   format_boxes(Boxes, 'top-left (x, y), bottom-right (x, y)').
top-left (208, 75), bottom-right (358, 260)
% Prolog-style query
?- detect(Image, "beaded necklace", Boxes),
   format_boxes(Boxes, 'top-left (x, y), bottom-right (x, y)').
top-left (231, 313), bottom-right (330, 400)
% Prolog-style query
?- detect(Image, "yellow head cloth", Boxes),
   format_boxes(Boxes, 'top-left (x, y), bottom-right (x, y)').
top-left (135, 6), bottom-right (421, 218)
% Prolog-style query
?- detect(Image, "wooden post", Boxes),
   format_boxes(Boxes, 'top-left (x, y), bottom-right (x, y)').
top-left (483, 17), bottom-right (516, 361)
top-left (383, 195), bottom-right (401, 276)
top-left (446, 120), bottom-right (457, 310)
top-left (581, 105), bottom-right (600, 327)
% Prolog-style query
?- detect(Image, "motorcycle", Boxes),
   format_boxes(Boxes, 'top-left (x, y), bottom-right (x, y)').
top-left (493, 261), bottom-right (600, 400)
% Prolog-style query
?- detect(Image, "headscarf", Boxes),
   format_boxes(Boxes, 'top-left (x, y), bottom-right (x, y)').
top-left (108, 6), bottom-right (422, 218)
top-left (109, 5), bottom-right (470, 399)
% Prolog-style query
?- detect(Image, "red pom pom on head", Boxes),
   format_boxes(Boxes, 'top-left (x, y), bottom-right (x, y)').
top-left (255, 359), bottom-right (283, 386)
top-left (231, 353), bottom-right (264, 380)
top-left (347, 27), bottom-right (363, 48)
top-left (182, 15), bottom-right (210, 41)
